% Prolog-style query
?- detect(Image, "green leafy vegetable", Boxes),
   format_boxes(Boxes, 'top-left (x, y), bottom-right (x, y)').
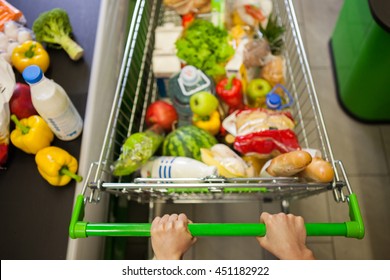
top-left (176, 19), bottom-right (234, 80)
top-left (32, 8), bottom-right (84, 61)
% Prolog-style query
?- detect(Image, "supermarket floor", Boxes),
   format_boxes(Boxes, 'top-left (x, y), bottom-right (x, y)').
top-left (154, 0), bottom-right (390, 260)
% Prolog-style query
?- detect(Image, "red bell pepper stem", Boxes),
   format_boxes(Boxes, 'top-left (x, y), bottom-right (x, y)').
top-left (225, 75), bottom-right (236, 90)
top-left (10, 114), bottom-right (30, 135)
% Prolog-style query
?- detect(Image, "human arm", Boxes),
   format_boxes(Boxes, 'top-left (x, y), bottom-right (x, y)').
top-left (151, 213), bottom-right (197, 260)
top-left (256, 212), bottom-right (315, 260)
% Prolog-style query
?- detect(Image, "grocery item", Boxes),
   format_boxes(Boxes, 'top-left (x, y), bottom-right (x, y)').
top-left (216, 75), bottom-right (244, 109)
top-left (234, 128), bottom-right (300, 157)
top-left (152, 23), bottom-right (182, 97)
top-left (232, 0), bottom-right (273, 29)
top-left (189, 91), bottom-right (219, 117)
top-left (201, 143), bottom-right (254, 177)
top-left (163, 0), bottom-right (194, 15)
top-left (168, 65), bottom-right (215, 126)
top-left (145, 100), bottom-right (178, 132)
top-left (11, 40), bottom-right (50, 73)
top-left (222, 108), bottom-right (295, 137)
top-left (112, 125), bottom-right (164, 176)
top-left (0, 21), bottom-right (34, 63)
top-left (35, 146), bottom-right (82, 186)
top-left (22, 65), bottom-right (83, 141)
top-left (265, 150), bottom-right (312, 177)
top-left (10, 114), bottom-right (54, 154)
top-left (163, 0), bottom-right (211, 15)
top-left (0, 55), bottom-right (15, 168)
top-left (32, 8), bottom-right (83, 61)
top-left (299, 157), bottom-right (334, 183)
top-left (141, 156), bottom-right (217, 178)
top-left (259, 13), bottom-right (285, 55)
top-left (0, 1), bottom-right (25, 31)
top-left (261, 55), bottom-right (286, 87)
top-left (9, 82), bottom-right (38, 119)
top-left (246, 78), bottom-right (272, 107)
top-left (242, 154), bottom-right (267, 176)
top-left (243, 37), bottom-right (271, 68)
top-left (175, 19), bottom-right (234, 80)
top-left (265, 84), bottom-right (293, 110)
top-left (162, 125), bottom-right (218, 161)
top-left (192, 110), bottom-right (221, 135)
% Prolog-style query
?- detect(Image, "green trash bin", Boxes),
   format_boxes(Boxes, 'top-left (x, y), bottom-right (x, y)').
top-left (330, 0), bottom-right (390, 122)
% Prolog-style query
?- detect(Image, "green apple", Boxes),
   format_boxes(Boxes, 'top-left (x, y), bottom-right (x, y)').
top-left (189, 91), bottom-right (219, 117)
top-left (247, 78), bottom-right (272, 103)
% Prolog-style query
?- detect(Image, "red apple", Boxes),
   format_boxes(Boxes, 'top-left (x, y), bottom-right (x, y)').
top-left (9, 83), bottom-right (38, 119)
top-left (145, 100), bottom-right (178, 132)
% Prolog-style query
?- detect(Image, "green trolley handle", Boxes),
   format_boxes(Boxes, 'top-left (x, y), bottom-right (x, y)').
top-left (69, 194), bottom-right (364, 239)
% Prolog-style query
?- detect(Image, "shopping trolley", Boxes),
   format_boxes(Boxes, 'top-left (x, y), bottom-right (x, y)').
top-left (69, 0), bottom-right (364, 240)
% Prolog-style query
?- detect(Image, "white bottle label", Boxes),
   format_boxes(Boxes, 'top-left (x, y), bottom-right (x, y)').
top-left (46, 104), bottom-right (83, 140)
top-left (141, 156), bottom-right (217, 179)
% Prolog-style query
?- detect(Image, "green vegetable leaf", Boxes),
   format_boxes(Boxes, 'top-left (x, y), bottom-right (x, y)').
top-left (175, 19), bottom-right (234, 80)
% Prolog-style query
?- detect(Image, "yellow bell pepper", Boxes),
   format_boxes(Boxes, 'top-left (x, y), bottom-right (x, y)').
top-left (10, 114), bottom-right (54, 154)
top-left (192, 110), bottom-right (221, 135)
top-left (11, 40), bottom-right (50, 73)
top-left (35, 146), bottom-right (83, 186)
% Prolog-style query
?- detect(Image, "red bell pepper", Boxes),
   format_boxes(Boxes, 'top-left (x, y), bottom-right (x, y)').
top-left (216, 75), bottom-right (244, 109)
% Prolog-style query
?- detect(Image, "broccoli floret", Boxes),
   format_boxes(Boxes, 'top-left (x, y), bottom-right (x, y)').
top-left (32, 8), bottom-right (84, 61)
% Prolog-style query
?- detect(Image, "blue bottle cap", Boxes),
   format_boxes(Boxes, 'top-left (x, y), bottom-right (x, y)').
top-left (266, 93), bottom-right (282, 109)
top-left (22, 65), bottom-right (43, 84)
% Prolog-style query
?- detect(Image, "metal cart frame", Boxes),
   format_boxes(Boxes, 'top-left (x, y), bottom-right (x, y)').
top-left (69, 0), bottom-right (364, 239)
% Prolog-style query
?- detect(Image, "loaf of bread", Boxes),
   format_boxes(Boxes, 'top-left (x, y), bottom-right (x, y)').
top-left (266, 150), bottom-right (312, 177)
top-left (299, 157), bottom-right (334, 183)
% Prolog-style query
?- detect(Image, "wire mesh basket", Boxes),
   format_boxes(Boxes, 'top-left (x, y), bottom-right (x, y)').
top-left (69, 0), bottom-right (364, 239)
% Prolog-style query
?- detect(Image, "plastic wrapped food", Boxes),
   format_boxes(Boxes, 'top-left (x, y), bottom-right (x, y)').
top-left (163, 0), bottom-right (211, 15)
top-left (0, 55), bottom-right (16, 168)
top-left (112, 125), bottom-right (164, 176)
top-left (222, 108), bottom-right (295, 137)
top-left (201, 144), bottom-right (255, 177)
top-left (0, 1), bottom-right (26, 32)
top-left (232, 0), bottom-right (273, 29)
top-left (234, 129), bottom-right (300, 157)
top-left (243, 37), bottom-right (271, 68)
top-left (222, 108), bottom-right (299, 158)
top-left (261, 55), bottom-right (286, 87)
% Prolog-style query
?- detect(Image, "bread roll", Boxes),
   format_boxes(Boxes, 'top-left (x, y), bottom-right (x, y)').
top-left (266, 150), bottom-right (312, 177)
top-left (300, 157), bottom-right (334, 183)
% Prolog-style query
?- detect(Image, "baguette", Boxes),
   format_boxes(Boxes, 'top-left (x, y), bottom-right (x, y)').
top-left (299, 157), bottom-right (334, 183)
top-left (266, 150), bottom-right (312, 177)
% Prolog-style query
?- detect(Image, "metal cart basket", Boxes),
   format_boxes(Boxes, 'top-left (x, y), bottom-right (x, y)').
top-left (70, 0), bottom-right (364, 240)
